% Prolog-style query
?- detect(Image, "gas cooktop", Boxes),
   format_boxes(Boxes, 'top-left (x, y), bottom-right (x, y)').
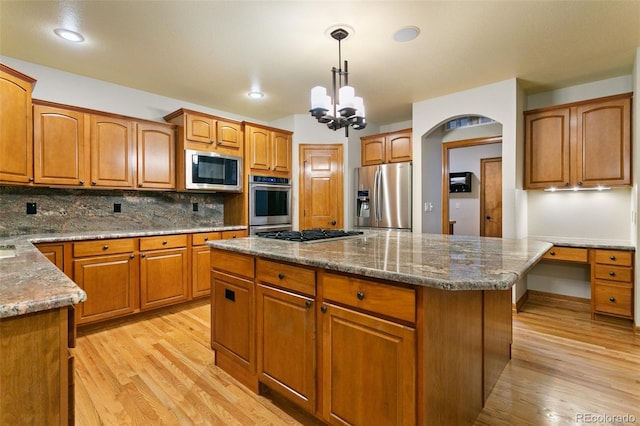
top-left (256, 229), bottom-right (364, 242)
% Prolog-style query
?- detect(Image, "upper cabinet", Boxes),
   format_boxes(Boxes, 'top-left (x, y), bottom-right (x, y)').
top-left (245, 123), bottom-right (292, 176)
top-left (524, 93), bottom-right (632, 189)
top-left (32, 100), bottom-right (175, 190)
top-left (0, 64), bottom-right (36, 184)
top-left (164, 108), bottom-right (243, 156)
top-left (361, 128), bottom-right (412, 166)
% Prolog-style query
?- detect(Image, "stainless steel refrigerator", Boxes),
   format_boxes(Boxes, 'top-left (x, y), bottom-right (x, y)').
top-left (355, 163), bottom-right (412, 230)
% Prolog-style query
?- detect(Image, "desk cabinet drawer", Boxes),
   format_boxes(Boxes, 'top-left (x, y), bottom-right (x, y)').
top-left (593, 249), bottom-right (633, 267)
top-left (321, 272), bottom-right (415, 324)
top-left (73, 238), bottom-right (136, 257)
top-left (543, 246), bottom-right (589, 263)
top-left (192, 232), bottom-right (221, 246)
top-left (256, 258), bottom-right (316, 296)
top-left (594, 283), bottom-right (633, 318)
top-left (140, 234), bottom-right (187, 251)
top-left (593, 264), bottom-right (632, 283)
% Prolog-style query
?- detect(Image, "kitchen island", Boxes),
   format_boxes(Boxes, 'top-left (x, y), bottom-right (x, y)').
top-left (208, 230), bottom-right (552, 426)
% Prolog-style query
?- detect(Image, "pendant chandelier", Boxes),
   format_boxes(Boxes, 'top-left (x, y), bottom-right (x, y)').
top-left (309, 28), bottom-right (366, 135)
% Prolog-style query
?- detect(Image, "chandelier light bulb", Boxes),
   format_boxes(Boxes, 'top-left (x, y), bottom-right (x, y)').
top-left (339, 86), bottom-right (355, 109)
top-left (311, 86), bottom-right (328, 109)
top-left (354, 97), bottom-right (365, 117)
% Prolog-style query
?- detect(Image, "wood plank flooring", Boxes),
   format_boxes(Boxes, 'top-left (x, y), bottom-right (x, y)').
top-left (74, 295), bottom-right (640, 425)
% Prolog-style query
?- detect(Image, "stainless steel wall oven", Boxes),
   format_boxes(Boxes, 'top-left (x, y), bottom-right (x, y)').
top-left (248, 175), bottom-right (292, 235)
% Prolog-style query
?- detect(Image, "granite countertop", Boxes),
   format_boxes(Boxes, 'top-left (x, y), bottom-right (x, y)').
top-left (208, 231), bottom-right (553, 291)
top-left (527, 235), bottom-right (635, 251)
top-left (0, 225), bottom-right (246, 319)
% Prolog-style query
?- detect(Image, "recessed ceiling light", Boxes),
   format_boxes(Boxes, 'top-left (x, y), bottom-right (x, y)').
top-left (248, 91), bottom-right (264, 99)
top-left (393, 26), bottom-right (420, 42)
top-left (54, 28), bottom-right (85, 43)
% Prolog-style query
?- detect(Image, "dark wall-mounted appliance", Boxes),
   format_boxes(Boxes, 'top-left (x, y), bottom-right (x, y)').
top-left (449, 172), bottom-right (472, 193)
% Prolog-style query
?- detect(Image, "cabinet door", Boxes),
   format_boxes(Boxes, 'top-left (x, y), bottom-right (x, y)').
top-left (386, 131), bottom-right (412, 163)
top-left (361, 136), bottom-right (385, 166)
top-left (185, 112), bottom-right (216, 148)
top-left (33, 105), bottom-right (89, 186)
top-left (192, 245), bottom-right (212, 298)
top-left (217, 119), bottom-right (243, 153)
top-left (212, 270), bottom-right (255, 371)
top-left (136, 122), bottom-right (175, 189)
top-left (321, 303), bottom-right (415, 426)
top-left (257, 284), bottom-right (315, 412)
top-left (35, 243), bottom-right (65, 271)
top-left (73, 253), bottom-right (139, 324)
top-left (576, 97), bottom-right (631, 187)
top-left (271, 131), bottom-right (292, 174)
top-left (524, 108), bottom-right (571, 189)
top-left (246, 125), bottom-right (271, 172)
top-left (0, 68), bottom-right (33, 184)
top-left (140, 247), bottom-right (189, 310)
top-left (90, 115), bottom-right (135, 188)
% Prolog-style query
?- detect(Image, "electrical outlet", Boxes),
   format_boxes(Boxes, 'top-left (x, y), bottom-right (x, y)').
top-left (26, 202), bottom-right (37, 214)
top-left (193, 203), bottom-right (199, 212)
top-left (114, 203), bottom-right (122, 213)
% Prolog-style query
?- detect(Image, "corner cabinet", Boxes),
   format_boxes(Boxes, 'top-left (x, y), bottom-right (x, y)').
top-left (524, 93), bottom-right (632, 189)
top-left (0, 64), bottom-right (36, 184)
top-left (245, 123), bottom-right (292, 176)
top-left (361, 128), bottom-right (412, 166)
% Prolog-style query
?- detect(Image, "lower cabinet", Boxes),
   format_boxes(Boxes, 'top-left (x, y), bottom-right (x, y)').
top-left (591, 249), bottom-right (634, 319)
top-left (139, 235), bottom-right (189, 310)
top-left (0, 306), bottom-right (75, 425)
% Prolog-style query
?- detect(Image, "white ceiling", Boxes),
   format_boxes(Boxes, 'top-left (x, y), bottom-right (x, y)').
top-left (1, 1), bottom-right (639, 126)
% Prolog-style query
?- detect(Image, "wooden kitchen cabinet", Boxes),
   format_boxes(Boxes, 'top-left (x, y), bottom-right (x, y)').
top-left (318, 271), bottom-right (416, 425)
top-left (591, 249), bottom-right (634, 319)
top-left (72, 238), bottom-right (139, 325)
top-left (361, 128), bottom-right (412, 166)
top-left (35, 242), bottom-right (69, 275)
top-left (139, 234), bottom-right (189, 310)
top-left (0, 64), bottom-right (36, 184)
top-left (211, 249), bottom-right (257, 390)
top-left (245, 123), bottom-right (292, 176)
top-left (191, 231), bottom-right (221, 298)
top-left (136, 121), bottom-right (176, 190)
top-left (524, 93), bottom-right (632, 189)
top-left (1, 306), bottom-right (74, 425)
top-left (256, 259), bottom-right (316, 412)
top-left (90, 114), bottom-right (136, 188)
top-left (163, 108), bottom-right (243, 154)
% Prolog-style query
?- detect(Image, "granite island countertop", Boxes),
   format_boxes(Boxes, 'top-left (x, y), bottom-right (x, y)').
top-left (208, 230), bottom-right (554, 291)
top-left (0, 225), bottom-right (246, 319)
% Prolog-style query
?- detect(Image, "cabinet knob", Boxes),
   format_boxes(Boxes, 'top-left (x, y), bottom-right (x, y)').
top-left (232, 234), bottom-right (237, 238)
top-left (563, 182), bottom-right (569, 187)
top-left (210, 140), bottom-right (215, 144)
top-left (320, 305), bottom-right (327, 314)
top-left (485, 216), bottom-right (491, 220)
top-left (130, 254), bottom-right (135, 259)
top-left (28, 177), bottom-right (34, 182)
top-left (204, 237), bottom-right (209, 241)
top-left (549, 250), bottom-right (556, 256)
top-left (162, 240), bottom-right (167, 245)
top-left (91, 181), bottom-right (97, 186)
top-left (609, 296), bottom-right (616, 303)
top-left (356, 291), bottom-right (365, 300)
top-left (610, 255), bottom-right (616, 261)
top-left (330, 220), bottom-right (337, 226)
top-left (102, 245), bottom-right (109, 250)
top-left (609, 271), bottom-right (615, 277)
top-left (138, 183), bottom-right (143, 187)
top-left (79, 180), bottom-right (85, 185)
top-left (278, 273), bottom-right (285, 280)
top-left (141, 253), bottom-right (146, 258)
top-left (577, 181), bottom-right (583, 186)
top-left (305, 300), bottom-right (312, 308)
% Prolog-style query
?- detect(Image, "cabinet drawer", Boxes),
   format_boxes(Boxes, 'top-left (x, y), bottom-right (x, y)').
top-left (256, 258), bottom-right (316, 296)
top-left (211, 249), bottom-right (255, 279)
top-left (221, 229), bottom-right (248, 240)
top-left (542, 246), bottom-right (589, 263)
top-left (593, 249), bottom-right (633, 267)
top-left (321, 272), bottom-right (416, 324)
top-left (192, 232), bottom-right (221, 246)
top-left (593, 264), bottom-right (633, 283)
top-left (140, 234), bottom-right (187, 251)
top-left (594, 283), bottom-right (633, 318)
top-left (73, 238), bottom-right (136, 257)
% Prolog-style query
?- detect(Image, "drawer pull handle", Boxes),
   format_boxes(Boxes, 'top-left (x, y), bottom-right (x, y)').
top-left (278, 273), bottom-right (285, 280)
top-left (356, 291), bottom-right (365, 300)
top-left (162, 240), bottom-right (167, 245)
top-left (102, 245), bottom-right (109, 250)
top-left (321, 306), bottom-right (327, 314)
top-left (549, 251), bottom-right (555, 256)
top-left (610, 255), bottom-right (616, 261)
top-left (609, 271), bottom-right (615, 277)
top-left (609, 297), bottom-right (616, 303)
top-left (305, 300), bottom-right (312, 308)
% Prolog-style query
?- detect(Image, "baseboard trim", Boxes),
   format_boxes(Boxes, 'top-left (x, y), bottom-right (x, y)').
top-left (512, 290), bottom-right (529, 313)
top-left (527, 289), bottom-right (590, 305)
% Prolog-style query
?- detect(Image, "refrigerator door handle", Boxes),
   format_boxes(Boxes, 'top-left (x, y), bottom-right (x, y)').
top-left (374, 168), bottom-right (382, 222)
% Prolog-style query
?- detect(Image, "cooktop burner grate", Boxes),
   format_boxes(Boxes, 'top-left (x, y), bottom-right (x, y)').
top-left (256, 229), bottom-right (363, 242)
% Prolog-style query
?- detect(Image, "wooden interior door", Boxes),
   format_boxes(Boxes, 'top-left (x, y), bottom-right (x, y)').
top-left (299, 144), bottom-right (343, 230)
top-left (480, 157), bottom-right (502, 237)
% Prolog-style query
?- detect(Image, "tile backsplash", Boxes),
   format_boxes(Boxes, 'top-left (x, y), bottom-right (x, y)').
top-left (1, 186), bottom-right (224, 237)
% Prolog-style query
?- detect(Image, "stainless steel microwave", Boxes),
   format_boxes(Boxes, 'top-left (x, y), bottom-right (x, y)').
top-left (185, 150), bottom-right (242, 192)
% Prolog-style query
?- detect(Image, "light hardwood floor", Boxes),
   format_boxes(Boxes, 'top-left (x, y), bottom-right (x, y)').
top-left (74, 295), bottom-right (640, 425)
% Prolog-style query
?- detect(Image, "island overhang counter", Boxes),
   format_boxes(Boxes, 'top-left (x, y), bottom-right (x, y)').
top-left (208, 231), bottom-right (552, 426)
